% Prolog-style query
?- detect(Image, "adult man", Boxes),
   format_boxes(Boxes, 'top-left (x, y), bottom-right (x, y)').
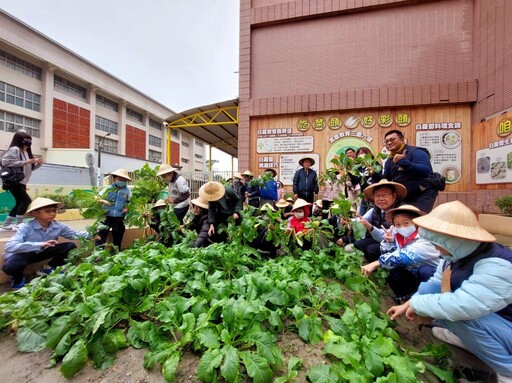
top-left (259, 168), bottom-right (278, 207)
top-left (382, 130), bottom-right (438, 213)
top-left (157, 163), bottom-right (190, 223)
top-left (293, 156), bottom-right (319, 204)
top-left (354, 179), bottom-right (406, 262)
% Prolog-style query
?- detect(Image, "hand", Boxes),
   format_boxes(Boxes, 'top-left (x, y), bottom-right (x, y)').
top-left (34, 158), bottom-right (43, 165)
top-left (393, 149), bottom-right (407, 163)
top-left (405, 306), bottom-right (419, 322)
top-left (336, 238), bottom-right (344, 246)
top-left (356, 214), bottom-right (371, 230)
top-left (42, 240), bottom-right (58, 248)
top-left (293, 194), bottom-right (298, 200)
top-left (382, 225), bottom-right (394, 242)
top-left (100, 199), bottom-right (110, 206)
top-left (232, 213), bottom-right (239, 220)
top-left (27, 158), bottom-right (37, 165)
top-left (208, 224), bottom-right (215, 236)
top-left (122, 208), bottom-right (128, 214)
top-left (387, 300), bottom-right (411, 320)
top-left (168, 197), bottom-right (175, 204)
top-left (361, 261), bottom-right (380, 277)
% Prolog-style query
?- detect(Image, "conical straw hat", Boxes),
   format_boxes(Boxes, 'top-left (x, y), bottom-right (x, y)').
top-left (198, 181), bottom-right (226, 202)
top-left (386, 204), bottom-right (425, 222)
top-left (110, 168), bottom-right (132, 181)
top-left (291, 198), bottom-right (311, 211)
top-left (157, 163), bottom-right (178, 176)
top-left (260, 203), bottom-right (276, 212)
top-left (413, 201), bottom-right (496, 242)
top-left (26, 197), bottom-right (64, 214)
top-left (298, 156), bottom-right (315, 166)
top-left (191, 197), bottom-right (209, 210)
top-left (152, 199), bottom-right (167, 209)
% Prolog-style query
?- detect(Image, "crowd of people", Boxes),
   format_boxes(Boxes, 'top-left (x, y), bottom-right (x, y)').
top-left (1, 129), bottom-right (511, 381)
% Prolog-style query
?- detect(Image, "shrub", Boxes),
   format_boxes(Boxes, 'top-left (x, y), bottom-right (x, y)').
top-left (495, 195), bottom-right (512, 216)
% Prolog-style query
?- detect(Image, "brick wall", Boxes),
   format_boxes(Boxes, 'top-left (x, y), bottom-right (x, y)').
top-left (125, 125), bottom-right (146, 160)
top-left (52, 98), bottom-right (90, 148)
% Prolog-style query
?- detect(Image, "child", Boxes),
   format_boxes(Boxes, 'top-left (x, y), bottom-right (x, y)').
top-left (187, 197), bottom-right (210, 248)
top-left (2, 197), bottom-right (91, 289)
top-left (286, 198), bottom-right (313, 250)
top-left (275, 198), bottom-right (293, 220)
top-left (95, 168), bottom-right (132, 250)
top-left (361, 204), bottom-right (440, 303)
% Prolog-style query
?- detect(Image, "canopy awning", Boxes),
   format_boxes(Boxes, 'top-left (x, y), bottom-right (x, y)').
top-left (165, 99), bottom-right (238, 158)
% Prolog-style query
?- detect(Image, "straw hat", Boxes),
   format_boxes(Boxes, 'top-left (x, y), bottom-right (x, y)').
top-left (110, 168), bottom-right (132, 181)
top-left (413, 201), bottom-right (496, 242)
top-left (386, 204), bottom-right (425, 222)
top-left (191, 196), bottom-right (209, 210)
top-left (298, 156), bottom-right (315, 166)
top-left (314, 199), bottom-right (323, 208)
top-left (363, 179), bottom-right (407, 202)
top-left (152, 199), bottom-right (167, 209)
top-left (264, 168), bottom-right (277, 178)
top-left (291, 198), bottom-right (311, 211)
top-left (198, 181), bottom-right (226, 202)
top-left (260, 203), bottom-right (276, 212)
top-left (242, 170), bottom-right (253, 178)
top-left (275, 198), bottom-right (290, 208)
top-left (157, 163), bottom-right (178, 177)
top-left (26, 197), bottom-right (64, 215)
top-left (285, 196), bottom-right (295, 203)
top-left (234, 173), bottom-right (244, 180)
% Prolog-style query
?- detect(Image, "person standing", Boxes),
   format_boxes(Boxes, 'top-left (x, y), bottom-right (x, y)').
top-left (382, 129), bottom-right (438, 213)
top-left (1, 132), bottom-right (43, 231)
top-left (157, 163), bottom-right (191, 223)
top-left (95, 168), bottom-right (132, 251)
top-left (293, 157), bottom-right (319, 205)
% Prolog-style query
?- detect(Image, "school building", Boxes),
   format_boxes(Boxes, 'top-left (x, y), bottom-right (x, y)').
top-left (238, 0), bottom-right (512, 213)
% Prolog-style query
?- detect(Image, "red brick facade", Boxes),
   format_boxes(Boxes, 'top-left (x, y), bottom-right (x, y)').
top-left (52, 98), bottom-right (90, 148)
top-left (125, 125), bottom-right (146, 160)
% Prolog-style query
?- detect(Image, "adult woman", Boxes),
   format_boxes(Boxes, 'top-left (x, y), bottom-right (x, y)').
top-left (1, 132), bottom-right (43, 231)
top-left (354, 147), bottom-right (382, 215)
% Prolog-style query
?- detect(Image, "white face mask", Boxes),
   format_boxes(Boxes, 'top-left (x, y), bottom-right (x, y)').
top-left (395, 225), bottom-right (416, 238)
top-left (294, 212), bottom-right (305, 219)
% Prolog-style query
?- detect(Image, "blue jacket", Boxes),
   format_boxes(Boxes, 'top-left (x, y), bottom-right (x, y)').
top-left (292, 168), bottom-right (318, 200)
top-left (104, 185), bottom-right (131, 217)
top-left (411, 242), bottom-right (512, 322)
top-left (260, 179), bottom-right (278, 201)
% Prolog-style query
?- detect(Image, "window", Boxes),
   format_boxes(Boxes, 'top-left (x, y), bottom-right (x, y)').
top-left (148, 149), bottom-right (161, 162)
top-left (195, 141), bottom-right (204, 148)
top-left (0, 50), bottom-right (42, 80)
top-left (95, 136), bottom-right (117, 154)
top-left (171, 129), bottom-right (179, 138)
top-left (181, 158), bottom-right (189, 164)
top-left (0, 110), bottom-right (40, 137)
top-left (182, 141), bottom-right (189, 147)
top-left (126, 107), bottom-right (143, 123)
top-left (0, 81), bottom-right (41, 112)
top-left (54, 75), bottom-right (86, 99)
top-left (95, 115), bottom-right (118, 134)
top-left (149, 118), bottom-right (162, 130)
top-left (96, 94), bottom-right (118, 112)
top-left (149, 134), bottom-right (161, 147)
top-left (195, 154), bottom-right (203, 159)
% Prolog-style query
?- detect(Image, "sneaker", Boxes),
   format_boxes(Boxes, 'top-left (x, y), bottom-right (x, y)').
top-left (11, 278), bottom-right (26, 289)
top-left (36, 266), bottom-right (56, 276)
top-left (432, 327), bottom-right (466, 349)
top-left (0, 224), bottom-right (15, 231)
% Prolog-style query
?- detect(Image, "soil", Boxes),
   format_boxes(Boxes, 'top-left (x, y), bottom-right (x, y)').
top-left (0, 279), bottom-right (446, 383)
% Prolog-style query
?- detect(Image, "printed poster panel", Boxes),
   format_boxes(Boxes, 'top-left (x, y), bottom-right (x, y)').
top-left (256, 136), bottom-right (313, 153)
top-left (416, 130), bottom-right (462, 184)
top-left (476, 145), bottom-right (512, 184)
top-left (279, 153), bottom-right (320, 186)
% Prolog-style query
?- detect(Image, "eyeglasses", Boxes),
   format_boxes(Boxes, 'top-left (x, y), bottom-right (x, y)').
top-left (373, 193), bottom-right (394, 200)
top-left (382, 137), bottom-right (400, 145)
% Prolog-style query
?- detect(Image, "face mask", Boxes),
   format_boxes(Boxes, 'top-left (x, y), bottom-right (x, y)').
top-left (294, 212), bottom-right (305, 219)
top-left (114, 181), bottom-right (127, 188)
top-left (23, 139), bottom-right (32, 146)
top-left (395, 225), bottom-right (416, 238)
